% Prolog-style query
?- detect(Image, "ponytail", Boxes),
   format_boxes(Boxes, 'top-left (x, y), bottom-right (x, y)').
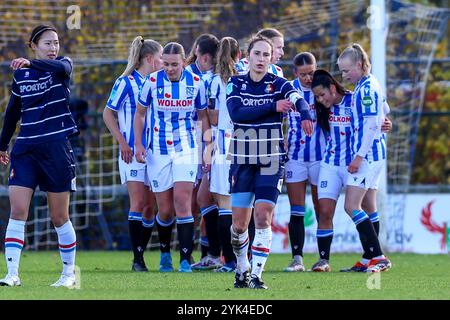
top-left (216, 37), bottom-right (240, 84)
top-left (122, 36), bottom-right (162, 77)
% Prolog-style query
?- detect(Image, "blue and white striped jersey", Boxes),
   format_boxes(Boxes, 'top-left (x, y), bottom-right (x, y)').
top-left (236, 58), bottom-right (284, 78)
top-left (138, 69), bottom-right (207, 155)
top-left (287, 78), bottom-right (326, 162)
top-left (0, 57), bottom-right (78, 150)
top-left (323, 92), bottom-right (353, 167)
top-left (209, 74), bottom-right (233, 155)
top-left (351, 74), bottom-right (387, 162)
top-left (227, 72), bottom-right (310, 165)
top-left (106, 69), bottom-right (148, 150)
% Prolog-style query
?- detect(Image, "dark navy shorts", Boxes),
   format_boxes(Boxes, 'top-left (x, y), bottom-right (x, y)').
top-left (229, 163), bottom-right (284, 208)
top-left (9, 138), bottom-right (77, 192)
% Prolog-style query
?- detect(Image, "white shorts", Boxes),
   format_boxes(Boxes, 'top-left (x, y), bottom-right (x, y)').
top-left (210, 153), bottom-right (231, 196)
top-left (285, 160), bottom-right (320, 185)
top-left (119, 155), bottom-right (148, 185)
top-left (318, 162), bottom-right (348, 200)
top-left (146, 151), bottom-right (199, 192)
top-left (346, 159), bottom-right (385, 190)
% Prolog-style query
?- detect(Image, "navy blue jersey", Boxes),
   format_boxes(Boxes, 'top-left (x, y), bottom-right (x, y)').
top-left (0, 57), bottom-right (78, 151)
top-left (226, 72), bottom-right (310, 165)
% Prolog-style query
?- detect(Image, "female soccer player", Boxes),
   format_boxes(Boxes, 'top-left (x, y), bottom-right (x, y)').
top-left (208, 36), bottom-right (241, 272)
top-left (310, 69), bottom-right (393, 272)
top-left (185, 34), bottom-right (223, 270)
top-left (227, 35), bottom-right (313, 289)
top-left (134, 42), bottom-right (211, 273)
top-left (284, 52), bottom-right (326, 272)
top-left (236, 28), bottom-right (285, 77)
top-left (337, 43), bottom-right (392, 272)
top-left (103, 36), bottom-right (162, 272)
top-left (0, 25), bottom-right (78, 287)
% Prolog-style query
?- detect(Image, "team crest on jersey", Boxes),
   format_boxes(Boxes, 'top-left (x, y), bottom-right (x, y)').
top-left (242, 84), bottom-right (247, 91)
top-left (226, 82), bottom-right (234, 95)
top-left (25, 71), bottom-right (29, 78)
top-left (344, 107), bottom-right (352, 116)
top-left (186, 86), bottom-right (195, 98)
top-left (265, 84), bottom-right (273, 93)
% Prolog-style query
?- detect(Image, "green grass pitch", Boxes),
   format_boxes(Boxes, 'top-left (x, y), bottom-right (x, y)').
top-left (0, 251), bottom-right (448, 300)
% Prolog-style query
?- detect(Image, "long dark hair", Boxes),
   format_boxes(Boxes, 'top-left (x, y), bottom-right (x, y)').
top-left (311, 69), bottom-right (350, 133)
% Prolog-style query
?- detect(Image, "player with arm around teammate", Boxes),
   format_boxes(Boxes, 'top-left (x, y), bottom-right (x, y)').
top-left (103, 36), bottom-right (162, 272)
top-left (134, 42), bottom-right (211, 273)
top-left (337, 44), bottom-right (392, 273)
top-left (227, 35), bottom-right (313, 289)
top-left (0, 25), bottom-right (78, 287)
top-left (284, 52), bottom-right (327, 272)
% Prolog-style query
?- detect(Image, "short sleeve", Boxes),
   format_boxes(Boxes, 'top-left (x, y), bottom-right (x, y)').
top-left (106, 78), bottom-right (128, 111)
top-left (137, 77), bottom-right (153, 108)
top-left (359, 83), bottom-right (380, 117)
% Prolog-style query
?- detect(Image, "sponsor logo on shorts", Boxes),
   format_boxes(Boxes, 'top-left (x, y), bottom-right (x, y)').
top-left (189, 171), bottom-right (194, 177)
top-left (320, 181), bottom-right (328, 188)
top-left (130, 170), bottom-right (138, 177)
top-left (286, 171), bottom-right (293, 179)
top-left (153, 180), bottom-right (159, 188)
top-left (9, 168), bottom-right (15, 180)
top-left (71, 177), bottom-right (77, 191)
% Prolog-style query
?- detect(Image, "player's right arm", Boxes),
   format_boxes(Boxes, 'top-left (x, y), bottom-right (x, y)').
top-left (103, 78), bottom-right (132, 164)
top-left (0, 75), bottom-right (22, 165)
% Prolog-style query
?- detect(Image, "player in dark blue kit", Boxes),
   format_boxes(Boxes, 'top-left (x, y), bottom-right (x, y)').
top-left (227, 36), bottom-right (313, 289)
top-left (0, 25), bottom-right (78, 287)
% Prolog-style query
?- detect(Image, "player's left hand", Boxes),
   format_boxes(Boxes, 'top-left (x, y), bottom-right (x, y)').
top-left (11, 58), bottom-right (31, 70)
top-left (381, 117), bottom-right (392, 133)
top-left (0, 150), bottom-right (10, 166)
top-left (301, 119), bottom-right (313, 137)
top-left (348, 156), bottom-right (363, 174)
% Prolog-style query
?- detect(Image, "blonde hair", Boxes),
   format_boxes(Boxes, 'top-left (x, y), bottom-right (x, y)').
top-left (122, 36), bottom-right (162, 77)
top-left (216, 37), bottom-right (240, 84)
top-left (338, 43), bottom-right (371, 75)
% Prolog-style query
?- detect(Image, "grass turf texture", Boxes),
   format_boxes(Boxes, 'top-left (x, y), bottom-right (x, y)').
top-left (0, 252), bottom-right (448, 300)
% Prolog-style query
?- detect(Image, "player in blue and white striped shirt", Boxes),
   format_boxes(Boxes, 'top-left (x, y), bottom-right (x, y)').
top-left (185, 34), bottom-right (223, 270)
top-left (104, 36), bottom-right (163, 272)
top-left (208, 36), bottom-right (242, 272)
top-left (227, 36), bottom-right (313, 289)
top-left (338, 43), bottom-right (391, 273)
top-left (236, 28), bottom-right (285, 77)
top-left (134, 42), bottom-right (210, 273)
top-left (0, 25), bottom-right (78, 287)
top-left (284, 52), bottom-right (327, 273)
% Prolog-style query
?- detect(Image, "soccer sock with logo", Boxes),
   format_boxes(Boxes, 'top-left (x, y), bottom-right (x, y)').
top-left (141, 217), bottom-right (155, 253)
top-left (368, 212), bottom-right (380, 236)
top-left (176, 216), bottom-right (195, 262)
top-left (251, 227), bottom-right (272, 279)
top-left (352, 210), bottom-right (383, 260)
top-left (128, 211), bottom-right (143, 262)
top-left (156, 214), bottom-right (175, 253)
top-left (218, 209), bottom-right (235, 263)
top-left (316, 229), bottom-right (333, 261)
top-left (201, 205), bottom-right (220, 257)
top-left (4, 219), bottom-right (25, 276)
top-left (231, 226), bottom-right (250, 274)
top-left (55, 220), bottom-right (77, 276)
top-left (288, 205), bottom-right (305, 258)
